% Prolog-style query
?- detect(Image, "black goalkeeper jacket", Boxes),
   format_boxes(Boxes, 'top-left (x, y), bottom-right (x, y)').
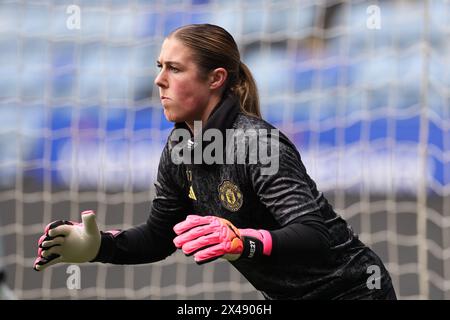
top-left (94, 94), bottom-right (393, 299)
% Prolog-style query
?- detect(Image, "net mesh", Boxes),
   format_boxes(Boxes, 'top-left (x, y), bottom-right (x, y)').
top-left (0, 0), bottom-right (449, 299)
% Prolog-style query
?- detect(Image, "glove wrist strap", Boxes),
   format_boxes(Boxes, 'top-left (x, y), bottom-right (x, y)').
top-left (239, 229), bottom-right (273, 260)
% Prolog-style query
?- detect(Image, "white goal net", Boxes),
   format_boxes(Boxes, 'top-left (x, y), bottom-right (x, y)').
top-left (0, 0), bottom-right (449, 299)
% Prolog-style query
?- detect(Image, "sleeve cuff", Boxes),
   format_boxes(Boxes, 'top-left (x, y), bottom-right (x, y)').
top-left (90, 232), bottom-right (117, 263)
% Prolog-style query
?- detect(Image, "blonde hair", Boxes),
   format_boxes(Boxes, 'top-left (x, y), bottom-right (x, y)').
top-left (170, 24), bottom-right (261, 118)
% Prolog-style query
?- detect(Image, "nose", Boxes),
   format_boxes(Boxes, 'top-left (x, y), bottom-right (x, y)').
top-left (154, 69), bottom-right (168, 88)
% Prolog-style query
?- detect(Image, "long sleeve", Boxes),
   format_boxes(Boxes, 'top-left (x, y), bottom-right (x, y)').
top-left (269, 213), bottom-right (330, 262)
top-left (93, 140), bottom-right (191, 264)
top-left (246, 129), bottom-right (330, 260)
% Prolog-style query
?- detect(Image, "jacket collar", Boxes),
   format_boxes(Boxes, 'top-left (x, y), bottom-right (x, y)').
top-left (174, 93), bottom-right (240, 137)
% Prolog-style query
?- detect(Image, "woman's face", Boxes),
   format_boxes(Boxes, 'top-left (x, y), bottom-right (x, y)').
top-left (154, 37), bottom-right (212, 123)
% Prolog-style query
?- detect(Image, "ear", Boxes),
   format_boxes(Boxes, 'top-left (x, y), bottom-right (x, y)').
top-left (209, 68), bottom-right (228, 90)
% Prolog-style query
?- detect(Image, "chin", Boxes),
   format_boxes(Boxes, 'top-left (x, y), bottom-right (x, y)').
top-left (164, 115), bottom-right (176, 123)
top-left (163, 111), bottom-right (181, 123)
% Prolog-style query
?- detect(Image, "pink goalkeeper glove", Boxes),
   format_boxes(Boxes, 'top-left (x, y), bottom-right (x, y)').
top-left (173, 215), bottom-right (272, 264)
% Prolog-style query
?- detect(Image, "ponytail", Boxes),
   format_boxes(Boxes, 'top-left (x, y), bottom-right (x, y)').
top-left (232, 62), bottom-right (261, 118)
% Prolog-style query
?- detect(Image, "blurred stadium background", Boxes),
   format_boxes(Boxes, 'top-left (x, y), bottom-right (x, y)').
top-left (0, 0), bottom-right (449, 299)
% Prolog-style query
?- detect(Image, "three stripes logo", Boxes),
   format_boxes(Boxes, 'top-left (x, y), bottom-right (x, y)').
top-left (186, 170), bottom-right (197, 200)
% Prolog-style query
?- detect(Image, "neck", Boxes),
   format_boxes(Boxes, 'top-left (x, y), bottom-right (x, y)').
top-left (186, 94), bottom-right (222, 135)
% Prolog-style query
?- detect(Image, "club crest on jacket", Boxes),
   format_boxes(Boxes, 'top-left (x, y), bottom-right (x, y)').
top-left (218, 180), bottom-right (243, 212)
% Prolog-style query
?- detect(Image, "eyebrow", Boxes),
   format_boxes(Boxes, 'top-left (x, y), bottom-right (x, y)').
top-left (156, 60), bottom-right (183, 67)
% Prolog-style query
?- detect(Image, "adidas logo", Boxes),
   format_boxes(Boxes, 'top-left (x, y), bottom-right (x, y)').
top-left (187, 139), bottom-right (198, 150)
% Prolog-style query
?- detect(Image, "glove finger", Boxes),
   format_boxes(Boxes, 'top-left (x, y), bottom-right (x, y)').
top-left (181, 232), bottom-right (220, 256)
top-left (44, 220), bottom-right (73, 234)
top-left (36, 239), bottom-right (62, 257)
top-left (173, 215), bottom-right (215, 235)
top-left (39, 234), bottom-right (64, 249)
top-left (36, 252), bottom-right (60, 264)
top-left (37, 234), bottom-right (47, 247)
top-left (41, 246), bottom-right (63, 258)
top-left (195, 255), bottom-right (221, 265)
top-left (194, 237), bottom-right (243, 264)
top-left (193, 242), bottom-right (227, 265)
top-left (48, 224), bottom-right (73, 238)
top-left (173, 223), bottom-right (219, 248)
top-left (33, 254), bottom-right (62, 271)
top-left (41, 236), bottom-right (65, 249)
top-left (81, 210), bottom-right (99, 236)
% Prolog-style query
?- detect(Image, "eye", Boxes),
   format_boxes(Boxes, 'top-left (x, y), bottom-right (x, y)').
top-left (156, 62), bottom-right (162, 69)
top-left (168, 65), bottom-right (179, 73)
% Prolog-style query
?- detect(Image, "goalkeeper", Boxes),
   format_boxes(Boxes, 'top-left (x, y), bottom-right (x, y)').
top-left (33, 24), bottom-right (396, 300)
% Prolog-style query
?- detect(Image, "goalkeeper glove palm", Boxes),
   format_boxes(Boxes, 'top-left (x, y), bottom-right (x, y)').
top-left (33, 210), bottom-right (101, 271)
